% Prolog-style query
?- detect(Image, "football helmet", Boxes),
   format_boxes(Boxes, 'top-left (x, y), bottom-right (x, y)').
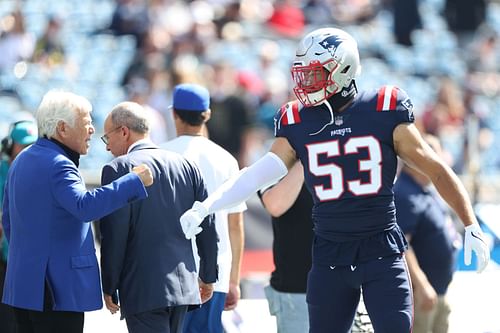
top-left (291, 28), bottom-right (361, 107)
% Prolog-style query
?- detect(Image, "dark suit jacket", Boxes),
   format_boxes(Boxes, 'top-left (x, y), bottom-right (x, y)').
top-left (99, 141), bottom-right (218, 318)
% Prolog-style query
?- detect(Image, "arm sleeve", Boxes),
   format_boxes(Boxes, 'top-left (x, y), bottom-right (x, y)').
top-left (200, 152), bottom-right (288, 215)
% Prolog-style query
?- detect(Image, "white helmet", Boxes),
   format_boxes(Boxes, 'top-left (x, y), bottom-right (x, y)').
top-left (291, 27), bottom-right (361, 107)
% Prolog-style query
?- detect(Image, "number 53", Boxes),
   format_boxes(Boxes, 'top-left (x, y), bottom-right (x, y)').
top-left (306, 136), bottom-right (382, 201)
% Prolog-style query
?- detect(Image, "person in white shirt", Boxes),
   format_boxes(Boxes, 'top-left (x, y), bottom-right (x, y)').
top-left (161, 83), bottom-right (246, 333)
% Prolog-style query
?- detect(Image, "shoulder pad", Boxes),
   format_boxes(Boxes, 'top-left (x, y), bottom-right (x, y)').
top-left (375, 85), bottom-right (413, 113)
top-left (275, 100), bottom-right (302, 126)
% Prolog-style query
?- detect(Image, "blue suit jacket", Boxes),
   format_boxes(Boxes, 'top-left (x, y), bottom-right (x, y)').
top-left (1, 138), bottom-right (148, 311)
top-left (99, 141), bottom-right (218, 318)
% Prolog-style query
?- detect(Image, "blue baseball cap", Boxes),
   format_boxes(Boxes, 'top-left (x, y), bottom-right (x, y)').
top-left (11, 121), bottom-right (38, 145)
top-left (172, 83), bottom-right (210, 112)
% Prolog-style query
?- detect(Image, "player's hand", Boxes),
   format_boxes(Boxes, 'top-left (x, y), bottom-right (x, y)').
top-left (464, 223), bottom-right (490, 273)
top-left (132, 164), bottom-right (153, 187)
top-left (180, 201), bottom-right (207, 239)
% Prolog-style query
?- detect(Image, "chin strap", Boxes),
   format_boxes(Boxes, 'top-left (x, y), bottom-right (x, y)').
top-left (309, 80), bottom-right (358, 136)
top-left (309, 99), bottom-right (334, 136)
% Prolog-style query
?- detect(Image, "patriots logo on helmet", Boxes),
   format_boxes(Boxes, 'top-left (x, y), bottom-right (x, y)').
top-left (319, 35), bottom-right (346, 56)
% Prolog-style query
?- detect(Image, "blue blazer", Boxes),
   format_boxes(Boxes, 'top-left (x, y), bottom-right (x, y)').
top-left (1, 138), bottom-right (147, 311)
top-left (99, 141), bottom-right (218, 318)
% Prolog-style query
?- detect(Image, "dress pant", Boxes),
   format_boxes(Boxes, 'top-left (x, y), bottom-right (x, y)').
top-left (12, 281), bottom-right (84, 333)
top-left (126, 305), bottom-right (188, 333)
top-left (0, 260), bottom-right (16, 333)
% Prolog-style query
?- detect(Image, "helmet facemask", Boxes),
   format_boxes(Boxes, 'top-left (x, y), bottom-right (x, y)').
top-left (291, 59), bottom-right (341, 107)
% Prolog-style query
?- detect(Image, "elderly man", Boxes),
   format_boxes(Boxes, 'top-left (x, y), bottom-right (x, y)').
top-left (2, 90), bottom-right (152, 333)
top-left (99, 101), bottom-right (218, 333)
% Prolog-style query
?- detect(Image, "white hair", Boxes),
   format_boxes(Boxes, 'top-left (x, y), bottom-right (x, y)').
top-left (36, 90), bottom-right (92, 137)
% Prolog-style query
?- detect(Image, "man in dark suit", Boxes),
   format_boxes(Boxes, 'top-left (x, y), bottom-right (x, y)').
top-left (99, 101), bottom-right (218, 333)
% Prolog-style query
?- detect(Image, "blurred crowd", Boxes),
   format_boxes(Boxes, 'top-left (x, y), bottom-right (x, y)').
top-left (0, 0), bottom-right (499, 200)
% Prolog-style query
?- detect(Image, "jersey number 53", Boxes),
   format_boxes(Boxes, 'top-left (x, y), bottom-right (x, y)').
top-left (306, 136), bottom-right (382, 201)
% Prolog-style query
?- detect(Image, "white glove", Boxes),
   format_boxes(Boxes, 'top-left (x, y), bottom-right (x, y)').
top-left (464, 224), bottom-right (490, 273)
top-left (180, 201), bottom-right (208, 239)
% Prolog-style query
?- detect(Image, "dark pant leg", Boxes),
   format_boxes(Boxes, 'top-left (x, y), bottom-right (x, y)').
top-left (13, 307), bottom-right (84, 333)
top-left (13, 307), bottom-right (34, 333)
top-left (46, 311), bottom-right (84, 333)
top-left (126, 306), bottom-right (188, 333)
top-left (169, 306), bottom-right (188, 333)
top-left (0, 261), bottom-right (16, 333)
top-left (362, 254), bottom-right (413, 333)
top-left (307, 264), bottom-right (360, 333)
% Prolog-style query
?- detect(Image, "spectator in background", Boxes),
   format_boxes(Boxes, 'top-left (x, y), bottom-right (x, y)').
top-left (206, 61), bottom-right (251, 166)
top-left (394, 135), bottom-right (462, 333)
top-left (421, 77), bottom-right (466, 171)
top-left (160, 83), bottom-right (246, 333)
top-left (0, 10), bottom-right (35, 73)
top-left (267, 0), bottom-right (305, 38)
top-left (125, 77), bottom-right (171, 143)
top-left (392, 0), bottom-right (422, 46)
top-left (444, 0), bottom-right (487, 46)
top-left (31, 16), bottom-right (65, 68)
top-left (99, 101), bottom-right (218, 333)
top-left (0, 119), bottom-right (38, 333)
top-left (108, 0), bottom-right (150, 48)
top-left (2, 90), bottom-right (153, 333)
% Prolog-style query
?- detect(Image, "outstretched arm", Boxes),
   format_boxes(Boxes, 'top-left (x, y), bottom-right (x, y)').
top-left (394, 123), bottom-right (490, 273)
top-left (181, 138), bottom-right (296, 239)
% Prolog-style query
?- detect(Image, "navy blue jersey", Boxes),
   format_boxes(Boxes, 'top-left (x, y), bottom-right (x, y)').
top-left (275, 86), bottom-right (414, 263)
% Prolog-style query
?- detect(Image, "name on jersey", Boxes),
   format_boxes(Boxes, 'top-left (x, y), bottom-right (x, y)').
top-left (330, 127), bottom-right (352, 136)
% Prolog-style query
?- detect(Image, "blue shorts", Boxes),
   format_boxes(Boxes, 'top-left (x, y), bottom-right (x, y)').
top-left (183, 291), bottom-right (226, 333)
top-left (307, 254), bottom-right (413, 333)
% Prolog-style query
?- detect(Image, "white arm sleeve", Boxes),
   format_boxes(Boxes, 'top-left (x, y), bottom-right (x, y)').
top-left (200, 152), bottom-right (288, 214)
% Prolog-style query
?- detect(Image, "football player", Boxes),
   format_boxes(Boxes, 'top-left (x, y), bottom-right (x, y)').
top-left (180, 27), bottom-right (490, 333)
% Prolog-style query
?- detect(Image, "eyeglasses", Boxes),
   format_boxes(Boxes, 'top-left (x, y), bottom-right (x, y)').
top-left (100, 126), bottom-right (122, 145)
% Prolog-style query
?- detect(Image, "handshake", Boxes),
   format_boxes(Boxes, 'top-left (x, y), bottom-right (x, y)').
top-left (179, 201), bottom-right (208, 239)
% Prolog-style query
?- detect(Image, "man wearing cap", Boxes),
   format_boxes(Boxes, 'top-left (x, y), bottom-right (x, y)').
top-left (161, 83), bottom-right (246, 333)
top-left (0, 119), bottom-right (38, 333)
